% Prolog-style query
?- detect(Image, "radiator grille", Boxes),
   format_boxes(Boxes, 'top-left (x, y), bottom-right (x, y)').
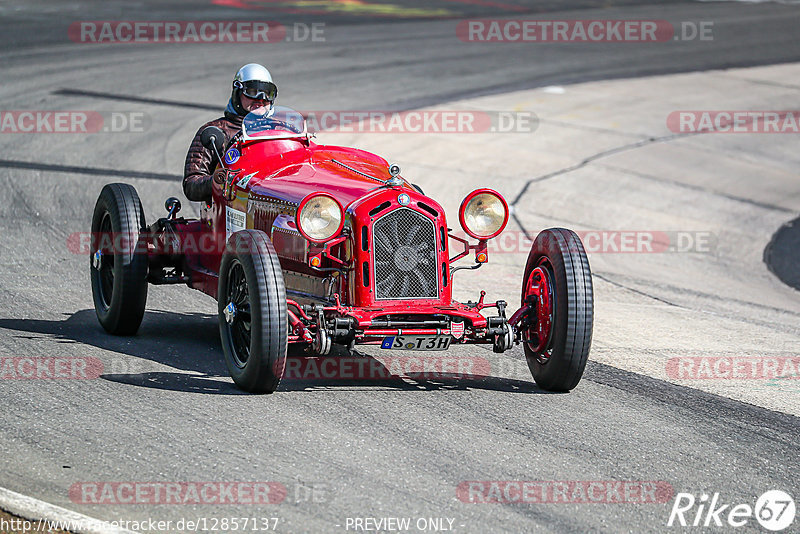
top-left (373, 208), bottom-right (438, 299)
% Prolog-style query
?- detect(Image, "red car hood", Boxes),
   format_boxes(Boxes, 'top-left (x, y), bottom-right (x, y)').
top-left (245, 142), bottom-right (408, 209)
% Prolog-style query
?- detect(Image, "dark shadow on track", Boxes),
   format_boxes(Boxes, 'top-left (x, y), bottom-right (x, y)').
top-left (0, 159), bottom-right (181, 181)
top-left (278, 356), bottom-right (545, 394)
top-left (764, 215), bottom-right (800, 291)
top-left (0, 309), bottom-right (546, 395)
top-left (100, 371), bottom-right (241, 394)
top-left (584, 360), bottom-right (799, 443)
top-left (0, 309), bottom-right (240, 394)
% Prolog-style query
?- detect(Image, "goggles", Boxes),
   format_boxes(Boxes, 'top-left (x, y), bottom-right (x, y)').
top-left (235, 79), bottom-right (278, 101)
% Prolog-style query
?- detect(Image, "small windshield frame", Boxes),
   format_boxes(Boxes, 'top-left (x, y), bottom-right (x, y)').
top-left (242, 105), bottom-right (308, 141)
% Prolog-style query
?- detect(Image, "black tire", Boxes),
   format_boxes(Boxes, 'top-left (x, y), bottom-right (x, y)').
top-left (218, 230), bottom-right (287, 393)
top-left (522, 228), bottom-right (593, 392)
top-left (90, 183), bottom-right (148, 335)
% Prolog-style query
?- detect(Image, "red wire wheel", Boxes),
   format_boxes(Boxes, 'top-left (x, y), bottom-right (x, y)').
top-left (520, 228), bottom-right (594, 392)
top-left (522, 262), bottom-right (554, 356)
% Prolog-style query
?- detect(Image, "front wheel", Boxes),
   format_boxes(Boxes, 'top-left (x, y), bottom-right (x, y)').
top-left (218, 230), bottom-right (287, 393)
top-left (521, 228), bottom-right (593, 392)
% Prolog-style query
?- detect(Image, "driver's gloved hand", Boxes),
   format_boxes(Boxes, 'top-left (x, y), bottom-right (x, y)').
top-left (183, 174), bottom-right (213, 203)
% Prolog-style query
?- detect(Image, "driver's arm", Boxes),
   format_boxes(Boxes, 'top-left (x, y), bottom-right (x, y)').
top-left (183, 125), bottom-right (217, 202)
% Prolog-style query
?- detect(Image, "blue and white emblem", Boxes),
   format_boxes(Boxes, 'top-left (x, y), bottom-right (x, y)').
top-left (397, 193), bottom-right (410, 206)
top-left (224, 147), bottom-right (240, 165)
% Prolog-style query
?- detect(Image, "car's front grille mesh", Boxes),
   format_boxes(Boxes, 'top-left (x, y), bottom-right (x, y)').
top-left (373, 208), bottom-right (438, 299)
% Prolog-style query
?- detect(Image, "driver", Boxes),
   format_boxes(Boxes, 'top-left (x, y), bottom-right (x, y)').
top-left (183, 63), bottom-right (278, 202)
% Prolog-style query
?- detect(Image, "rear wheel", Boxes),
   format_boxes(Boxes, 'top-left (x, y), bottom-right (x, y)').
top-left (90, 183), bottom-right (148, 335)
top-left (521, 228), bottom-right (593, 392)
top-left (218, 230), bottom-right (287, 393)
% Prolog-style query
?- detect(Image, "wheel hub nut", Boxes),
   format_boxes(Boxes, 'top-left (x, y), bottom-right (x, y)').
top-left (224, 302), bottom-right (237, 324)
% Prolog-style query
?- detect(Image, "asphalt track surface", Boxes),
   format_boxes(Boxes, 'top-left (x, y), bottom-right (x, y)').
top-left (1, 1), bottom-right (799, 533)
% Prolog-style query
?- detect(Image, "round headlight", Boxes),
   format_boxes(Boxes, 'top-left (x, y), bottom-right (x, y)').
top-left (459, 189), bottom-right (509, 239)
top-left (297, 193), bottom-right (344, 243)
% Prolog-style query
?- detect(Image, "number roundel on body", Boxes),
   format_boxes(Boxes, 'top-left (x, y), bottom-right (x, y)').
top-left (224, 148), bottom-right (240, 165)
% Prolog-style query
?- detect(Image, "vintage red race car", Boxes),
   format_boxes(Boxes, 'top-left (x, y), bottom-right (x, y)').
top-left (89, 106), bottom-right (593, 393)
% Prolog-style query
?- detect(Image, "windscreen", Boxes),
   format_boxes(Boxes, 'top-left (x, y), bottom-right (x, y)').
top-left (242, 105), bottom-right (306, 140)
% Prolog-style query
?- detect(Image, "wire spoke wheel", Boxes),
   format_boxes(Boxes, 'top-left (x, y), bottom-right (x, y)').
top-left (96, 212), bottom-right (115, 309)
top-left (218, 230), bottom-right (287, 394)
top-left (225, 260), bottom-right (252, 368)
top-left (522, 261), bottom-right (555, 363)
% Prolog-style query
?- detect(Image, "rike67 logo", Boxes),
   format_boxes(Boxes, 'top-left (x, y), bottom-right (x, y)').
top-left (668, 490), bottom-right (795, 531)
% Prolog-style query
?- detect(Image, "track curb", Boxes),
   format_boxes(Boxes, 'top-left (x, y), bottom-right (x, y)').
top-left (0, 486), bottom-right (138, 534)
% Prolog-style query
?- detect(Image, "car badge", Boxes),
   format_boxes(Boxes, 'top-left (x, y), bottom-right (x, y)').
top-left (224, 147), bottom-right (240, 165)
top-left (451, 321), bottom-right (465, 340)
top-left (397, 193), bottom-right (410, 206)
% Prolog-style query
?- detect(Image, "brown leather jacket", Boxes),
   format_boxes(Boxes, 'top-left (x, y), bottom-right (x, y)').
top-left (183, 112), bottom-right (243, 202)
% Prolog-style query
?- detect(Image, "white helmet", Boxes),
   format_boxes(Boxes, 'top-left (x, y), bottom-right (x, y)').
top-left (231, 63), bottom-right (277, 116)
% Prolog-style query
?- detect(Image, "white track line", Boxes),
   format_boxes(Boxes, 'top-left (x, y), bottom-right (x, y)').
top-left (0, 486), bottom-right (138, 534)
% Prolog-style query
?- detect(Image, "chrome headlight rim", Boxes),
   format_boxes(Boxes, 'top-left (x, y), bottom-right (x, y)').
top-left (458, 188), bottom-right (509, 240)
top-left (296, 192), bottom-right (345, 243)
